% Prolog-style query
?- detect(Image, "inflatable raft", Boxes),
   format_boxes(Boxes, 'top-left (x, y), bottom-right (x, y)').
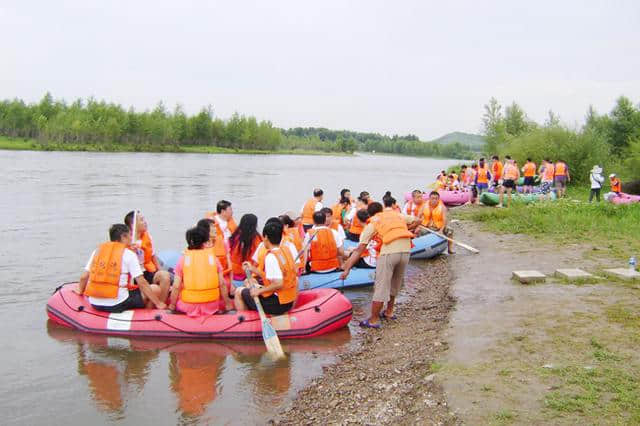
top-left (343, 232), bottom-right (447, 260)
top-left (403, 190), bottom-right (471, 207)
top-left (156, 251), bottom-right (376, 290)
top-left (606, 192), bottom-right (640, 205)
top-left (46, 283), bottom-right (352, 340)
top-left (479, 191), bottom-right (557, 206)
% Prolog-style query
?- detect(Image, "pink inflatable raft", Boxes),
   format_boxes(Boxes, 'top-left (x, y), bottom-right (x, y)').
top-left (404, 190), bottom-right (471, 207)
top-left (47, 283), bottom-right (352, 340)
top-left (606, 192), bottom-right (640, 205)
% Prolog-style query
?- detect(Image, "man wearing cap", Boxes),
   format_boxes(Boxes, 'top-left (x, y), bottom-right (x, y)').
top-left (609, 173), bottom-right (622, 196)
top-left (589, 166), bottom-right (604, 202)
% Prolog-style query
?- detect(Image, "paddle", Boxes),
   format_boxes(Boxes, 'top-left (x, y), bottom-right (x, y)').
top-left (419, 225), bottom-right (479, 254)
top-left (294, 230), bottom-right (317, 263)
top-left (243, 266), bottom-right (285, 359)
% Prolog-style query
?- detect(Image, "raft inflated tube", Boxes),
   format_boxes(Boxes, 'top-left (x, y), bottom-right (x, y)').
top-left (343, 233), bottom-right (447, 260)
top-left (606, 192), bottom-right (640, 204)
top-left (479, 191), bottom-right (557, 206)
top-left (46, 284), bottom-right (352, 340)
top-left (403, 190), bottom-right (471, 207)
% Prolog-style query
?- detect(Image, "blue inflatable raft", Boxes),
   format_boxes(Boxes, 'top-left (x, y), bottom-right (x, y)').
top-left (343, 233), bottom-right (447, 260)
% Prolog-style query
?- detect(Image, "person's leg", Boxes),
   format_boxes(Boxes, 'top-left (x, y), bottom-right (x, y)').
top-left (144, 284), bottom-right (162, 309)
top-left (498, 186), bottom-right (504, 207)
top-left (367, 254), bottom-right (393, 325)
top-left (153, 270), bottom-right (171, 303)
top-left (234, 287), bottom-right (247, 310)
top-left (385, 253), bottom-right (409, 316)
top-left (506, 187), bottom-right (512, 207)
top-left (445, 228), bottom-right (454, 254)
top-left (595, 188), bottom-right (601, 202)
top-left (589, 189), bottom-right (594, 203)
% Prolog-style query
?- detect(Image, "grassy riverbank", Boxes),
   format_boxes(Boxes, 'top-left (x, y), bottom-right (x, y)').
top-left (0, 137), bottom-right (350, 156)
top-left (453, 186), bottom-right (640, 260)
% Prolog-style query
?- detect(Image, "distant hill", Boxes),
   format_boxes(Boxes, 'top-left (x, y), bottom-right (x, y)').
top-left (431, 132), bottom-right (485, 150)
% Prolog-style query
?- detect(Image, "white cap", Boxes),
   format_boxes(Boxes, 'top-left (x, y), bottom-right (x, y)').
top-left (609, 174), bottom-right (616, 178)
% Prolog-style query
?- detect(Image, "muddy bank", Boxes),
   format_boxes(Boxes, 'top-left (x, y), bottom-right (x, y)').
top-left (277, 256), bottom-right (458, 425)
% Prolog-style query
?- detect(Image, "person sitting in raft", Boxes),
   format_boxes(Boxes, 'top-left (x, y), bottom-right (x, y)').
top-left (403, 189), bottom-right (426, 217)
top-left (279, 213), bottom-right (303, 252)
top-left (302, 211), bottom-right (345, 274)
top-left (419, 191), bottom-right (454, 254)
top-left (331, 188), bottom-right (352, 228)
top-left (498, 156), bottom-right (520, 208)
top-left (229, 214), bottom-right (263, 281)
top-left (341, 202), bottom-right (417, 328)
top-left (252, 217), bottom-right (300, 279)
top-left (344, 209), bottom-right (379, 269)
top-left (75, 223), bottom-right (166, 312)
top-left (382, 191), bottom-right (402, 212)
top-left (205, 200), bottom-right (237, 243)
top-left (168, 226), bottom-right (233, 316)
top-left (609, 173), bottom-right (622, 195)
top-left (321, 207), bottom-right (347, 240)
top-left (345, 196), bottom-right (369, 242)
top-left (235, 221), bottom-right (298, 315)
top-left (521, 158), bottom-right (537, 194)
top-left (124, 210), bottom-right (171, 302)
top-left (300, 188), bottom-right (324, 232)
top-left (197, 218), bottom-right (234, 297)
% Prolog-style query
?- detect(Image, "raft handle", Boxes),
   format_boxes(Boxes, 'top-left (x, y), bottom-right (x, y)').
top-left (237, 315), bottom-right (245, 322)
top-left (154, 314), bottom-right (162, 321)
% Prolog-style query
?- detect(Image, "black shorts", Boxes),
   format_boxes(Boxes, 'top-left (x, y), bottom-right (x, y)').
top-left (143, 270), bottom-right (156, 283)
top-left (240, 288), bottom-right (294, 315)
top-left (503, 179), bottom-right (516, 189)
top-left (523, 176), bottom-right (535, 186)
top-left (354, 258), bottom-right (375, 269)
top-left (303, 224), bottom-right (313, 232)
top-left (92, 289), bottom-right (145, 313)
top-left (346, 232), bottom-right (360, 242)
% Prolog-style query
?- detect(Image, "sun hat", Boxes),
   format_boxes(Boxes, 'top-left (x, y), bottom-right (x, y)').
top-left (591, 165), bottom-right (602, 174)
top-left (609, 173), bottom-right (616, 178)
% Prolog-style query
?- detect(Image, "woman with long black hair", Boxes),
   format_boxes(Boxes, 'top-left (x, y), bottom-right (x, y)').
top-left (229, 214), bottom-right (262, 280)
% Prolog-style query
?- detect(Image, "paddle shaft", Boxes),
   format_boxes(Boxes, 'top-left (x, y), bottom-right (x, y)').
top-left (244, 266), bottom-right (285, 359)
top-left (419, 226), bottom-right (479, 254)
top-left (294, 229), bottom-right (317, 263)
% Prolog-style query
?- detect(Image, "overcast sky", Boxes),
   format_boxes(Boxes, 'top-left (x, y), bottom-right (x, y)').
top-left (1, 1), bottom-right (639, 139)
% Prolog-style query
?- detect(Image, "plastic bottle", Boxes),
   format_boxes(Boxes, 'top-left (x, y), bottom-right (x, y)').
top-left (630, 257), bottom-right (637, 271)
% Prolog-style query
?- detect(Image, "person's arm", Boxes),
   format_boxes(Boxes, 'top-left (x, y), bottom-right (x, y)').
top-left (152, 255), bottom-right (162, 271)
top-left (340, 244), bottom-right (366, 279)
top-left (75, 271), bottom-right (89, 294)
top-left (251, 279), bottom-right (282, 297)
top-left (168, 275), bottom-right (182, 310)
top-left (218, 269), bottom-right (232, 310)
top-left (135, 274), bottom-right (166, 309)
top-left (439, 209), bottom-right (448, 233)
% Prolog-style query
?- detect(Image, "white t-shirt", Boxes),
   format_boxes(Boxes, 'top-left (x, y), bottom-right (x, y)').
top-left (84, 248), bottom-right (143, 307)
top-left (303, 226), bottom-right (344, 249)
top-left (214, 216), bottom-right (233, 241)
top-left (345, 206), bottom-right (357, 221)
top-left (264, 253), bottom-right (283, 281)
top-left (590, 173), bottom-right (604, 189)
top-left (251, 241), bottom-right (298, 263)
top-left (363, 239), bottom-right (379, 267)
top-left (335, 224), bottom-right (346, 241)
top-left (300, 201), bottom-right (323, 215)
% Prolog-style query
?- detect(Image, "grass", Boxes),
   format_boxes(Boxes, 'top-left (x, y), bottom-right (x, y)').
top-left (0, 136), bottom-right (351, 156)
top-left (454, 185), bottom-right (640, 259)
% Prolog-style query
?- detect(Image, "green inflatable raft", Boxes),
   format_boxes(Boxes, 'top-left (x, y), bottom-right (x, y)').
top-left (479, 191), bottom-right (556, 206)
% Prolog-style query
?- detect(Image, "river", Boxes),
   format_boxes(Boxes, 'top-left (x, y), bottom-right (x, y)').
top-left (0, 150), bottom-right (459, 425)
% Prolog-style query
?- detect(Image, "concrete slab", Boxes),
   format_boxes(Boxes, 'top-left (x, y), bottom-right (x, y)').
top-left (512, 270), bottom-right (546, 284)
top-left (604, 268), bottom-right (640, 281)
top-left (555, 268), bottom-right (594, 281)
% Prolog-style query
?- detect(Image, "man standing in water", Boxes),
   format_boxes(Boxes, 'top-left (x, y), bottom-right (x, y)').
top-left (341, 201), bottom-right (416, 328)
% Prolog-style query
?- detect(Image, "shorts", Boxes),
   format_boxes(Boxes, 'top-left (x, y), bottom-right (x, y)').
top-left (503, 179), bottom-right (516, 189)
top-left (491, 180), bottom-right (501, 188)
top-left (92, 289), bottom-right (145, 313)
top-left (372, 252), bottom-right (410, 303)
top-left (143, 270), bottom-right (156, 283)
top-left (540, 181), bottom-right (552, 194)
top-left (354, 258), bottom-right (376, 269)
top-left (523, 176), bottom-right (535, 186)
top-left (240, 288), bottom-right (294, 315)
top-left (477, 183), bottom-right (488, 191)
top-left (346, 232), bottom-right (360, 242)
top-left (555, 176), bottom-right (567, 188)
top-left (303, 224), bottom-right (313, 232)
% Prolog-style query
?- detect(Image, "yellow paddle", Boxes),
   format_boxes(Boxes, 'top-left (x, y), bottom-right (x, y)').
top-left (244, 266), bottom-right (286, 359)
top-left (419, 226), bottom-right (479, 254)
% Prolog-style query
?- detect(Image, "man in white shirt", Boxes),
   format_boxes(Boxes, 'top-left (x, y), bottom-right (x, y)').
top-left (213, 200), bottom-right (236, 241)
top-left (75, 224), bottom-right (166, 312)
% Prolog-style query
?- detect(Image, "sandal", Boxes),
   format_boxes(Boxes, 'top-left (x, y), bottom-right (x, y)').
top-left (359, 319), bottom-right (381, 329)
top-left (380, 312), bottom-right (398, 320)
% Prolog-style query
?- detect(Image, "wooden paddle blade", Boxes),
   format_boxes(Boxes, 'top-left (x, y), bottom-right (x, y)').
top-left (455, 242), bottom-right (479, 253)
top-left (261, 318), bottom-right (285, 358)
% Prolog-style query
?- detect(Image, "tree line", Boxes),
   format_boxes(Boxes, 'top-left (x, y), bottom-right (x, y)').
top-left (0, 93), bottom-right (472, 157)
top-left (481, 96), bottom-right (640, 183)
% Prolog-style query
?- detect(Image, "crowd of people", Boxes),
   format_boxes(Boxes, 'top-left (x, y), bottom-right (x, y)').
top-left (75, 186), bottom-right (457, 329)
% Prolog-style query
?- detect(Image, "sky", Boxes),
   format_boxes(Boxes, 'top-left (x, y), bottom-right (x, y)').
top-left (1, 0), bottom-right (639, 140)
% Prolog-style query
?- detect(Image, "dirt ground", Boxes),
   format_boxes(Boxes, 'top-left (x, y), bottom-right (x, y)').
top-left (277, 218), bottom-right (640, 425)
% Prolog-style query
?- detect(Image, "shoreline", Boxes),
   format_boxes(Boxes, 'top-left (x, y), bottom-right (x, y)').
top-left (277, 256), bottom-right (458, 425)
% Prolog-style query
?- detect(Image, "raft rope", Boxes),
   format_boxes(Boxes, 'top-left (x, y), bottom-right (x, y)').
top-left (55, 283), bottom-right (339, 337)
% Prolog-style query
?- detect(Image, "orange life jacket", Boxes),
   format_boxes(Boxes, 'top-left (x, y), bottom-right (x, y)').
top-left (492, 161), bottom-right (503, 180)
top-left (283, 227), bottom-right (303, 252)
top-left (349, 212), bottom-right (365, 235)
top-left (405, 200), bottom-right (424, 217)
top-left (301, 198), bottom-right (318, 225)
top-left (555, 162), bottom-right (567, 176)
top-left (362, 218), bottom-right (383, 259)
top-left (422, 201), bottom-right (446, 229)
top-left (477, 166), bottom-right (489, 184)
top-left (85, 242), bottom-right (127, 299)
top-left (504, 164), bottom-right (519, 180)
top-left (331, 203), bottom-right (349, 227)
top-left (204, 212), bottom-right (238, 236)
top-left (543, 163), bottom-right (555, 181)
top-left (610, 178), bottom-right (621, 193)
top-left (523, 162), bottom-right (536, 177)
top-left (308, 228), bottom-right (339, 272)
top-left (230, 235), bottom-right (262, 276)
top-left (371, 210), bottom-right (414, 246)
top-left (180, 248), bottom-right (220, 304)
top-left (139, 231), bottom-right (157, 273)
top-left (261, 247), bottom-right (298, 304)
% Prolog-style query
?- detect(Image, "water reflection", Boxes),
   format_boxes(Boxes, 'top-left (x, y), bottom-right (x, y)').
top-left (47, 322), bottom-right (351, 423)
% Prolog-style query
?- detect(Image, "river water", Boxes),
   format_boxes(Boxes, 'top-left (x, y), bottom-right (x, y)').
top-left (0, 150), bottom-right (458, 425)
